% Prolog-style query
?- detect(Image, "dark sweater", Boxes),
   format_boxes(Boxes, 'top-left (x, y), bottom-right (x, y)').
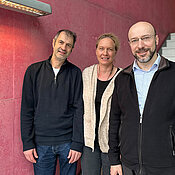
top-left (21, 56), bottom-right (84, 152)
top-left (109, 56), bottom-right (175, 168)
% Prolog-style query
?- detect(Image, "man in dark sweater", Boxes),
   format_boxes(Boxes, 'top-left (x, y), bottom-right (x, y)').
top-left (109, 21), bottom-right (175, 175)
top-left (21, 29), bottom-right (84, 175)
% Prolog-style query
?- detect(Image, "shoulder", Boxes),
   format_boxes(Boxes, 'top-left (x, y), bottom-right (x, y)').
top-left (115, 67), bottom-right (123, 76)
top-left (159, 56), bottom-right (175, 72)
top-left (166, 59), bottom-right (175, 74)
top-left (24, 60), bottom-right (47, 78)
top-left (117, 64), bottom-right (132, 76)
top-left (167, 59), bottom-right (175, 67)
top-left (83, 64), bottom-right (97, 75)
top-left (66, 60), bottom-right (82, 73)
top-left (27, 60), bottom-right (46, 71)
top-left (114, 64), bottom-right (133, 84)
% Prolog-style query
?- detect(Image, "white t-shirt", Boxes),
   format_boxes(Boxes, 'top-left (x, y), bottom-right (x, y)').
top-left (52, 67), bottom-right (60, 77)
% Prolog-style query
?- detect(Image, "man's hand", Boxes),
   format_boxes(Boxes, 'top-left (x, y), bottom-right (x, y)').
top-left (110, 164), bottom-right (122, 175)
top-left (67, 149), bottom-right (81, 164)
top-left (23, 148), bottom-right (38, 163)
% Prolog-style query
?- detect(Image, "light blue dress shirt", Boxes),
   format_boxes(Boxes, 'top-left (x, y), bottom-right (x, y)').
top-left (133, 54), bottom-right (161, 116)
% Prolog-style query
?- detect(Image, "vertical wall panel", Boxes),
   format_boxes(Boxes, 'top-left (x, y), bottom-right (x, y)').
top-left (0, 100), bottom-right (14, 175)
top-left (0, 24), bottom-right (14, 99)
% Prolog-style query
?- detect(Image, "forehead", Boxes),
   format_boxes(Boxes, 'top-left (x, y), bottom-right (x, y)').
top-left (98, 37), bottom-right (115, 47)
top-left (56, 32), bottom-right (74, 44)
top-left (128, 22), bottom-right (155, 39)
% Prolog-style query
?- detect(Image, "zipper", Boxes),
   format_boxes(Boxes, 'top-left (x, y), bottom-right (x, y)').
top-left (54, 76), bottom-right (57, 84)
top-left (169, 125), bottom-right (175, 156)
top-left (140, 115), bottom-right (143, 124)
top-left (138, 115), bottom-right (143, 175)
top-left (130, 71), bottom-right (144, 174)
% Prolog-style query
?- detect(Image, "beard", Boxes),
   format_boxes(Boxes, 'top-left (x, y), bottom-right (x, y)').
top-left (134, 45), bottom-right (156, 63)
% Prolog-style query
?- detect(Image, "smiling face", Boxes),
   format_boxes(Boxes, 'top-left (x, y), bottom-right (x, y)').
top-left (128, 22), bottom-right (159, 65)
top-left (96, 37), bottom-right (116, 66)
top-left (52, 31), bottom-right (74, 62)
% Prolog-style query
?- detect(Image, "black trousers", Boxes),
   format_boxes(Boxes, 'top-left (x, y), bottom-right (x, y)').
top-left (122, 164), bottom-right (175, 175)
top-left (122, 164), bottom-right (135, 175)
top-left (81, 145), bottom-right (110, 175)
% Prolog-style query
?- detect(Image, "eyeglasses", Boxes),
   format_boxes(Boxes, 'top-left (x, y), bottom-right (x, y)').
top-left (129, 35), bottom-right (155, 45)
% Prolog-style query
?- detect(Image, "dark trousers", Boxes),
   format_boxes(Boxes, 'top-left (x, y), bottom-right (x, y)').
top-left (81, 145), bottom-right (110, 175)
top-left (122, 164), bottom-right (135, 175)
top-left (122, 164), bottom-right (175, 175)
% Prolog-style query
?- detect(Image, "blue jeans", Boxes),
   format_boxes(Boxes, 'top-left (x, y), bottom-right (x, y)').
top-left (33, 143), bottom-right (77, 175)
top-left (81, 144), bottom-right (110, 175)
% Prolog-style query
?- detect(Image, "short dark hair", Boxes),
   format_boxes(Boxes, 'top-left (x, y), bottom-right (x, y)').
top-left (53, 29), bottom-right (77, 48)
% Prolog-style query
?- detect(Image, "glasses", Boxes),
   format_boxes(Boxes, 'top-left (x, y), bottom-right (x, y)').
top-left (129, 35), bottom-right (155, 45)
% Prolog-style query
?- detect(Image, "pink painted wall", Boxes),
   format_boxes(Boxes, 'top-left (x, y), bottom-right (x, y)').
top-left (0, 0), bottom-right (175, 174)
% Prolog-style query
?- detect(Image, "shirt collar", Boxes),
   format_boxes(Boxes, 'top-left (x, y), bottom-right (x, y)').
top-left (133, 54), bottom-right (161, 72)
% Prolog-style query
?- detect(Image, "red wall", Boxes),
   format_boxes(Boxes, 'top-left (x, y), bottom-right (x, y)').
top-left (0, 0), bottom-right (175, 174)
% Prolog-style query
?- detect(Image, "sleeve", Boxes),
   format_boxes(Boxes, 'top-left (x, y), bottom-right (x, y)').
top-left (20, 66), bottom-right (35, 151)
top-left (108, 77), bottom-right (121, 165)
top-left (70, 68), bottom-right (84, 152)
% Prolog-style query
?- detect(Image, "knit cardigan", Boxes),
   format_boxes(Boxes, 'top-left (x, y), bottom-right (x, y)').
top-left (82, 64), bottom-right (122, 153)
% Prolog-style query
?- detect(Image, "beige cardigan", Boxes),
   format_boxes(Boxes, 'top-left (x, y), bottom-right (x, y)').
top-left (82, 64), bottom-right (122, 153)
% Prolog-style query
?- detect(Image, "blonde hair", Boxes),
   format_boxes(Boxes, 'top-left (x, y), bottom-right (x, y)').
top-left (96, 33), bottom-right (120, 51)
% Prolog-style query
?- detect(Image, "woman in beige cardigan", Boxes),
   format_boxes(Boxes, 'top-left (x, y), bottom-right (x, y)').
top-left (81, 33), bottom-right (122, 175)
